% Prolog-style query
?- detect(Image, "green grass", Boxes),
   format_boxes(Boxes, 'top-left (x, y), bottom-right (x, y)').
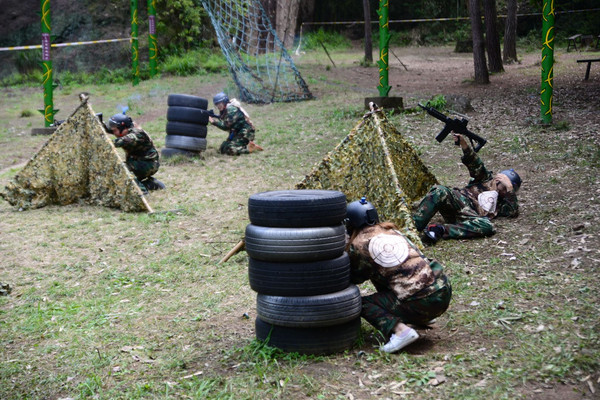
top-left (0, 45), bottom-right (599, 399)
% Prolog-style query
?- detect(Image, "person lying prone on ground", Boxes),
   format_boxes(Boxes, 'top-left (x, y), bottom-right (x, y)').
top-left (413, 133), bottom-right (522, 242)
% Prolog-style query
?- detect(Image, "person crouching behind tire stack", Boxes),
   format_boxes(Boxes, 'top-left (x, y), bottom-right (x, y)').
top-left (209, 92), bottom-right (263, 155)
top-left (345, 197), bottom-right (452, 353)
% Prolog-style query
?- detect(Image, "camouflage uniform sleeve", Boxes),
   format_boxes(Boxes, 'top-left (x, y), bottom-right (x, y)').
top-left (348, 244), bottom-right (372, 284)
top-left (113, 132), bottom-right (138, 150)
top-left (461, 145), bottom-right (493, 184)
top-left (497, 192), bottom-right (519, 217)
top-left (211, 117), bottom-right (229, 131)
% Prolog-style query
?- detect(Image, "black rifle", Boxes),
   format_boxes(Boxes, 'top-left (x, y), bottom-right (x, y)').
top-left (207, 109), bottom-right (220, 119)
top-left (418, 103), bottom-right (487, 152)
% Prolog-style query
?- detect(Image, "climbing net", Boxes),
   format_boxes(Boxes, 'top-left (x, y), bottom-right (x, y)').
top-left (200, 0), bottom-right (313, 103)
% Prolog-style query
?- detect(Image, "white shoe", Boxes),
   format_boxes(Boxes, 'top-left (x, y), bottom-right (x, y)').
top-left (380, 328), bottom-right (419, 353)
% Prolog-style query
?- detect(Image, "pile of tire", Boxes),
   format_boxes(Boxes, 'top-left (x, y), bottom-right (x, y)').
top-left (162, 94), bottom-right (210, 159)
top-left (246, 189), bottom-right (362, 355)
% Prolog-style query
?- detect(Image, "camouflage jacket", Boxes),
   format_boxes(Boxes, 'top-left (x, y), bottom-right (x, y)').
top-left (460, 146), bottom-right (519, 218)
top-left (348, 224), bottom-right (448, 300)
top-left (114, 127), bottom-right (159, 162)
top-left (211, 103), bottom-right (255, 141)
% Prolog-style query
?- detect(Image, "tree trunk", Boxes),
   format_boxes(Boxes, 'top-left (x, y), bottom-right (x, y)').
top-left (483, 0), bottom-right (503, 73)
top-left (503, 0), bottom-right (518, 63)
top-left (468, 0), bottom-right (489, 84)
top-left (276, 0), bottom-right (301, 49)
top-left (362, 0), bottom-right (372, 63)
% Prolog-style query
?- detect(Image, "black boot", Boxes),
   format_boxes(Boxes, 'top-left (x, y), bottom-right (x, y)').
top-left (142, 177), bottom-right (166, 191)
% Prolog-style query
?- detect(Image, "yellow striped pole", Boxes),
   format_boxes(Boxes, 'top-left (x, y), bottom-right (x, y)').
top-left (40, 0), bottom-right (57, 127)
top-left (148, 0), bottom-right (157, 77)
top-left (131, 0), bottom-right (139, 86)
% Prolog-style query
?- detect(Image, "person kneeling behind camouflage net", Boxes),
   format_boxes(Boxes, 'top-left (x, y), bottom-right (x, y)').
top-left (346, 198), bottom-right (452, 353)
top-left (209, 92), bottom-right (263, 155)
top-left (413, 133), bottom-right (522, 243)
top-left (107, 113), bottom-right (164, 194)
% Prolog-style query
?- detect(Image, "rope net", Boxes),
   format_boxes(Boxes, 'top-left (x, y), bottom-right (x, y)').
top-left (200, 0), bottom-right (313, 103)
top-left (297, 106), bottom-right (438, 247)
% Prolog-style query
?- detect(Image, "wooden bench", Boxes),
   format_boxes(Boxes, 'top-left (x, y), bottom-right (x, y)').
top-left (577, 58), bottom-right (600, 80)
top-left (567, 34), bottom-right (582, 52)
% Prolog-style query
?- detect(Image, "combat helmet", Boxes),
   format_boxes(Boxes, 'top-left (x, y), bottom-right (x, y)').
top-left (213, 92), bottom-right (229, 105)
top-left (499, 169), bottom-right (522, 191)
top-left (346, 197), bottom-right (379, 232)
top-left (107, 113), bottom-right (133, 133)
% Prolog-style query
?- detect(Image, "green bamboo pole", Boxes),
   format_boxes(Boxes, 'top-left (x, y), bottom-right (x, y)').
top-left (376, 0), bottom-right (391, 97)
top-left (541, 0), bottom-right (555, 123)
top-left (148, 0), bottom-right (157, 77)
top-left (40, 0), bottom-right (56, 127)
top-left (131, 0), bottom-right (139, 85)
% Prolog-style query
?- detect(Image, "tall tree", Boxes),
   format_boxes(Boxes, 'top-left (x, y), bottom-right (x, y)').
top-left (503, 0), bottom-right (518, 63)
top-left (468, 0), bottom-right (489, 83)
top-left (362, 0), bottom-right (373, 63)
top-left (483, 0), bottom-right (503, 73)
top-left (276, 0), bottom-right (301, 49)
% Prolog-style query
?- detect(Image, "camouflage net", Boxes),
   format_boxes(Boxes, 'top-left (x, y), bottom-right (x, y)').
top-left (0, 102), bottom-right (151, 213)
top-left (297, 106), bottom-right (438, 246)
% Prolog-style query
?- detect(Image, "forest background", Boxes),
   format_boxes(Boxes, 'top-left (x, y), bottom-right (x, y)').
top-left (1, 0), bottom-right (599, 86)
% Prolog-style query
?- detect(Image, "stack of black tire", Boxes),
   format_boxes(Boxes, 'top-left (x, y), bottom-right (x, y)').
top-left (245, 190), bottom-right (362, 355)
top-left (162, 94), bottom-right (210, 159)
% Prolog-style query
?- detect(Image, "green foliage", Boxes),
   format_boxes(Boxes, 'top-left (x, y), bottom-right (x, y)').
top-left (426, 94), bottom-right (447, 110)
top-left (302, 28), bottom-right (352, 51)
top-left (161, 49), bottom-right (228, 76)
top-left (15, 51), bottom-right (41, 74)
top-left (155, 0), bottom-right (213, 56)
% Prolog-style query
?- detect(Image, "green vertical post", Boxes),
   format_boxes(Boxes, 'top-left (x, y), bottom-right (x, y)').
top-left (148, 0), bottom-right (157, 77)
top-left (131, 0), bottom-right (139, 85)
top-left (40, 0), bottom-right (56, 127)
top-left (376, 0), bottom-right (391, 97)
top-left (540, 0), bottom-right (554, 123)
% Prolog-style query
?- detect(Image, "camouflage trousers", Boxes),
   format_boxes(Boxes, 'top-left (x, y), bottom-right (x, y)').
top-left (361, 277), bottom-right (452, 339)
top-left (219, 138), bottom-right (249, 155)
top-left (413, 184), bottom-right (495, 239)
top-left (126, 158), bottom-right (159, 181)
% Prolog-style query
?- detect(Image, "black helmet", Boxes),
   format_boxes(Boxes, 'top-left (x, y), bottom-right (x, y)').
top-left (499, 169), bottom-right (522, 191)
top-left (346, 197), bottom-right (379, 230)
top-left (107, 113), bottom-right (133, 132)
top-left (213, 92), bottom-right (229, 105)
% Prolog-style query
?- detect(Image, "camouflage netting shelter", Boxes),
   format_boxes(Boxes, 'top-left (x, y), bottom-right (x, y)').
top-left (296, 105), bottom-right (438, 246)
top-left (0, 101), bottom-right (152, 212)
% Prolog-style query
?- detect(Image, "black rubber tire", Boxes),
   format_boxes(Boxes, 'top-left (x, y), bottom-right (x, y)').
top-left (248, 253), bottom-right (351, 296)
top-left (167, 106), bottom-right (210, 124)
top-left (244, 224), bottom-right (346, 262)
top-left (248, 190), bottom-right (347, 227)
top-left (166, 121), bottom-right (207, 138)
top-left (165, 135), bottom-right (207, 152)
top-left (255, 317), bottom-right (361, 355)
top-left (256, 285), bottom-right (362, 328)
top-left (167, 94), bottom-right (208, 110)
top-left (160, 147), bottom-right (200, 159)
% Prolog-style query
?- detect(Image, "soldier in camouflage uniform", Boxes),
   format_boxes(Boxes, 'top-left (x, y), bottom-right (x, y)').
top-left (346, 198), bottom-right (452, 353)
top-left (209, 92), bottom-right (261, 155)
top-left (413, 133), bottom-right (521, 242)
top-left (107, 113), bottom-right (162, 194)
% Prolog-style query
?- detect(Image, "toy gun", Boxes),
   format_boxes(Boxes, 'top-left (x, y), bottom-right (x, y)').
top-left (418, 103), bottom-right (487, 152)
top-left (207, 109), bottom-right (220, 119)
